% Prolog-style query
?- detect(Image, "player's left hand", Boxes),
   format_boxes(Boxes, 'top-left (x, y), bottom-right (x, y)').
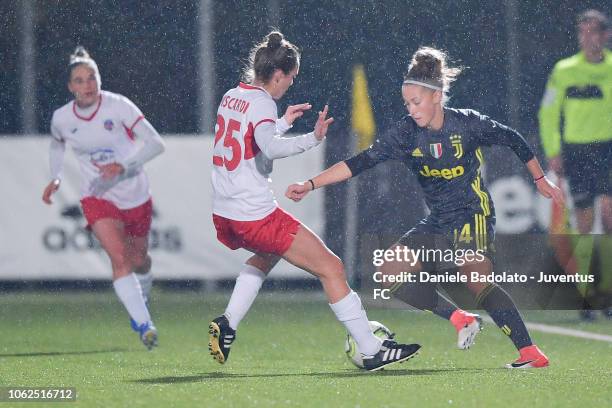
top-left (94, 162), bottom-right (125, 180)
top-left (314, 105), bottom-right (334, 141)
top-left (536, 176), bottom-right (564, 205)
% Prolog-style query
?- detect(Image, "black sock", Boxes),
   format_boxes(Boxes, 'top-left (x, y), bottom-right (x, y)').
top-left (390, 282), bottom-right (458, 320)
top-left (477, 284), bottom-right (532, 350)
top-left (432, 291), bottom-right (458, 320)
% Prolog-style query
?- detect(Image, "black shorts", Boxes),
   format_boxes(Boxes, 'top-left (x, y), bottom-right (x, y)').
top-left (397, 211), bottom-right (495, 272)
top-left (562, 141), bottom-right (612, 209)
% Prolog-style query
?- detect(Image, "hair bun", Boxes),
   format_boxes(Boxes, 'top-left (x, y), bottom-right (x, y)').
top-left (409, 47), bottom-right (445, 81)
top-left (266, 32), bottom-right (284, 50)
top-left (414, 49), bottom-right (440, 65)
top-left (70, 46), bottom-right (91, 63)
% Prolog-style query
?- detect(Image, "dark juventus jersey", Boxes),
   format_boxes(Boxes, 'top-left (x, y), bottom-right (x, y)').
top-left (345, 108), bottom-right (535, 220)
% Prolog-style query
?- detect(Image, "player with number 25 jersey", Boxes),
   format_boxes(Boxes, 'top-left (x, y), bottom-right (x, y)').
top-left (211, 82), bottom-right (320, 221)
top-left (208, 31), bottom-right (421, 371)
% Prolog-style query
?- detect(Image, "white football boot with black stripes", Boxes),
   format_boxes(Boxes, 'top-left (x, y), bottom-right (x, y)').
top-left (208, 315), bottom-right (236, 364)
top-left (362, 339), bottom-right (421, 371)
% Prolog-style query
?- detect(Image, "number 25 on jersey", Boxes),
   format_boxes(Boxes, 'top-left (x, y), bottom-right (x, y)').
top-left (213, 114), bottom-right (258, 171)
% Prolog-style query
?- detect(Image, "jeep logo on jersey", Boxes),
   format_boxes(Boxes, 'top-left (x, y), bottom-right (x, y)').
top-left (429, 143), bottom-right (442, 159)
top-left (104, 119), bottom-right (114, 131)
top-left (419, 165), bottom-right (465, 179)
top-left (450, 134), bottom-right (463, 158)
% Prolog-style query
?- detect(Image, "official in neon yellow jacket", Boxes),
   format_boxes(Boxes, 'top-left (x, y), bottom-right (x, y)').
top-left (538, 9), bottom-right (612, 319)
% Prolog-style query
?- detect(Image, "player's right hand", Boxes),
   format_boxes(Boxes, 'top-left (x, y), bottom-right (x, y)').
top-left (42, 179), bottom-right (60, 205)
top-left (285, 182), bottom-right (310, 202)
top-left (547, 155), bottom-right (563, 175)
top-left (93, 162), bottom-right (125, 181)
top-left (283, 103), bottom-right (312, 126)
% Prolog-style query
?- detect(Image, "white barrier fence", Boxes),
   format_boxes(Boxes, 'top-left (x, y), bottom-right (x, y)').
top-left (1, 136), bottom-right (600, 281)
top-left (0, 136), bottom-right (324, 280)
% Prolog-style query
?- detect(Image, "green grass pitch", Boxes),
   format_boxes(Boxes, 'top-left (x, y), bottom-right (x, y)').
top-left (0, 290), bottom-right (610, 407)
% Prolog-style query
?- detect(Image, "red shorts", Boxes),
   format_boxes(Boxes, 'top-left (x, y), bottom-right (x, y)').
top-left (81, 197), bottom-right (153, 237)
top-left (212, 208), bottom-right (301, 256)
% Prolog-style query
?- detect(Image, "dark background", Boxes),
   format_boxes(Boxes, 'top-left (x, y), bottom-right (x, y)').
top-left (1, 1), bottom-right (609, 282)
top-left (2, 0), bottom-right (609, 136)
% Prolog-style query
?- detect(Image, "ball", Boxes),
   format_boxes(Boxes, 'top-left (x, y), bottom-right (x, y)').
top-left (344, 320), bottom-right (395, 368)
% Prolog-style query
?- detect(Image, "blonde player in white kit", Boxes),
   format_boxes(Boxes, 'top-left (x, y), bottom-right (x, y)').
top-left (208, 31), bottom-right (420, 371)
top-left (41, 47), bottom-right (165, 350)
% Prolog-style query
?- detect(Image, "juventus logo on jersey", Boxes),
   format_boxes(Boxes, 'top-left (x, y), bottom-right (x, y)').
top-left (450, 134), bottom-right (463, 159)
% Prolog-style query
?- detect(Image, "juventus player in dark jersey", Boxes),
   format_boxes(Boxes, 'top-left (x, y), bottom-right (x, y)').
top-left (287, 47), bottom-right (564, 369)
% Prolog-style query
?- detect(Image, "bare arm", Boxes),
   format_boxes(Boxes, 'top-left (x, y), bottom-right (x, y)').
top-left (286, 127), bottom-right (398, 202)
top-left (525, 157), bottom-right (564, 205)
top-left (285, 161), bottom-right (353, 202)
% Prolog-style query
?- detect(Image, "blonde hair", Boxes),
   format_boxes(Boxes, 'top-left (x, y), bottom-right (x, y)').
top-left (68, 46), bottom-right (101, 86)
top-left (404, 47), bottom-right (463, 105)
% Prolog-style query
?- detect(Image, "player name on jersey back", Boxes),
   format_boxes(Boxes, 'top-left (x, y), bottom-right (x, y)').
top-left (220, 95), bottom-right (250, 114)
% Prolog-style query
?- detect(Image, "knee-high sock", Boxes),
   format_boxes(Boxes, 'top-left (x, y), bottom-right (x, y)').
top-left (329, 291), bottom-right (381, 356)
top-left (572, 234), bottom-right (595, 297)
top-left (432, 290), bottom-right (460, 320)
top-left (135, 271), bottom-right (153, 301)
top-left (224, 264), bottom-right (266, 330)
top-left (113, 274), bottom-right (151, 326)
top-left (390, 281), bottom-right (458, 320)
top-left (597, 235), bottom-right (612, 294)
top-left (477, 284), bottom-right (532, 350)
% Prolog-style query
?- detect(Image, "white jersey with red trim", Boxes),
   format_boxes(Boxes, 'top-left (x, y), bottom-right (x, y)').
top-left (211, 83), bottom-right (321, 221)
top-left (50, 90), bottom-right (150, 209)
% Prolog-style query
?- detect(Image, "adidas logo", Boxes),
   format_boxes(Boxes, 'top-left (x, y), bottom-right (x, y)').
top-left (411, 147), bottom-right (423, 157)
top-left (382, 348), bottom-right (402, 361)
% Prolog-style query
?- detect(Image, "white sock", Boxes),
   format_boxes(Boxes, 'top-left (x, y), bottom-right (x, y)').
top-left (113, 274), bottom-right (151, 326)
top-left (329, 291), bottom-right (381, 356)
top-left (135, 271), bottom-right (153, 301)
top-left (224, 264), bottom-right (266, 330)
